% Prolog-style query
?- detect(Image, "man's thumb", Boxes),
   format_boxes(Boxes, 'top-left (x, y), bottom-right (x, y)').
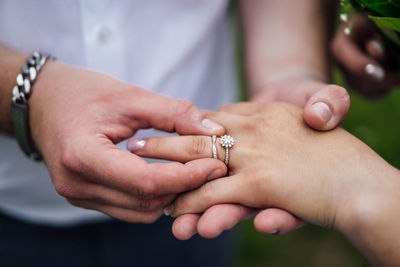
top-left (303, 85), bottom-right (350, 131)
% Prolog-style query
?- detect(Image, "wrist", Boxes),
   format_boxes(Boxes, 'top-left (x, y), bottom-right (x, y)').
top-left (250, 76), bottom-right (326, 103)
top-left (335, 161), bottom-right (400, 248)
top-left (29, 60), bottom-right (62, 157)
top-left (250, 66), bottom-right (328, 100)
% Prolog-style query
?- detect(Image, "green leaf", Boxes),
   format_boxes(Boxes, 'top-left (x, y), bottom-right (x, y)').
top-left (369, 15), bottom-right (400, 31)
top-left (354, 0), bottom-right (400, 17)
top-left (369, 16), bottom-right (400, 45)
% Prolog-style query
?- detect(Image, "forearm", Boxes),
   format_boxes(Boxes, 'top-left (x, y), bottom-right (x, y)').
top-left (239, 0), bottom-right (335, 97)
top-left (0, 45), bottom-right (27, 134)
top-left (338, 162), bottom-right (400, 267)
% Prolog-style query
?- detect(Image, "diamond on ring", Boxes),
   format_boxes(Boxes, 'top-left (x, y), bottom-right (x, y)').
top-left (219, 135), bottom-right (234, 165)
top-left (220, 135), bottom-right (234, 148)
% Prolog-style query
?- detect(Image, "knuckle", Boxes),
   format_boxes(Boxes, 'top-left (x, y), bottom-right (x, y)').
top-left (241, 120), bottom-right (258, 131)
top-left (137, 198), bottom-right (164, 211)
top-left (60, 148), bottom-right (82, 173)
top-left (175, 100), bottom-right (196, 117)
top-left (134, 180), bottom-right (158, 199)
top-left (187, 136), bottom-right (207, 156)
top-left (138, 199), bottom-right (153, 211)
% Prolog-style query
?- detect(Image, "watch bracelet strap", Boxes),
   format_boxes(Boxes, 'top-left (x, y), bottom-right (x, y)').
top-left (11, 101), bottom-right (41, 160)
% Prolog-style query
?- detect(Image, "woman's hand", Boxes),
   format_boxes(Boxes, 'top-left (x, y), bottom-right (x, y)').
top-left (128, 102), bottom-right (399, 238)
top-left (331, 14), bottom-right (399, 97)
top-left (158, 102), bottom-right (400, 267)
top-left (130, 102), bottom-right (400, 266)
top-left (167, 80), bottom-right (351, 239)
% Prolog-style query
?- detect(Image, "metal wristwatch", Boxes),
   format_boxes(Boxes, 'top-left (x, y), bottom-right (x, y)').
top-left (11, 52), bottom-right (54, 161)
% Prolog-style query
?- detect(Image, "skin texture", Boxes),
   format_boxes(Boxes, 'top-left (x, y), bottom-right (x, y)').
top-left (165, 0), bottom-right (350, 239)
top-left (129, 102), bottom-right (400, 267)
top-left (331, 14), bottom-right (399, 98)
top-left (1, 0), bottom-right (349, 234)
top-left (0, 45), bottom-right (228, 223)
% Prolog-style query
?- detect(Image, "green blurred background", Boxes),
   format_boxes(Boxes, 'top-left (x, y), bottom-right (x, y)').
top-left (230, 4), bottom-right (400, 266)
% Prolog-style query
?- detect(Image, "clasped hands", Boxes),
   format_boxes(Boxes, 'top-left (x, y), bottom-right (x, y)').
top-left (30, 61), bottom-right (352, 238)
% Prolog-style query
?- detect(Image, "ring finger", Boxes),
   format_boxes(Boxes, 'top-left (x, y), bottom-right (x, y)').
top-left (127, 135), bottom-right (236, 167)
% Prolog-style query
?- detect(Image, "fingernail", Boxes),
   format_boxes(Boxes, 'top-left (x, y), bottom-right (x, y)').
top-left (312, 102), bottom-right (332, 124)
top-left (365, 63), bottom-right (385, 81)
top-left (207, 169), bottom-right (223, 181)
top-left (202, 118), bottom-right (224, 131)
top-left (269, 230), bottom-right (280, 235)
top-left (127, 139), bottom-right (146, 153)
top-left (163, 205), bottom-right (174, 216)
top-left (369, 40), bottom-right (384, 57)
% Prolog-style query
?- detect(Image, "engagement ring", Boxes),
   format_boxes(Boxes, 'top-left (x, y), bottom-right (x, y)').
top-left (219, 134), bottom-right (234, 165)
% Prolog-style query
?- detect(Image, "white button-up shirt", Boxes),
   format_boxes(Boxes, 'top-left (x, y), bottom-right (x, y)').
top-left (0, 0), bottom-right (237, 226)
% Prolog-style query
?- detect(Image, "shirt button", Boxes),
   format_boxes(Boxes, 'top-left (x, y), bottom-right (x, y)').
top-left (97, 26), bottom-right (112, 44)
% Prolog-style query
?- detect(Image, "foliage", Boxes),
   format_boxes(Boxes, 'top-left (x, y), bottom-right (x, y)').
top-left (341, 0), bottom-right (400, 46)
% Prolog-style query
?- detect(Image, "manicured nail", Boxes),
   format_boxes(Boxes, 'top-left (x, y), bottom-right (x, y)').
top-left (269, 230), bottom-right (280, 235)
top-left (163, 205), bottom-right (174, 216)
top-left (312, 102), bottom-right (332, 124)
top-left (365, 63), bottom-right (385, 81)
top-left (369, 40), bottom-right (384, 57)
top-left (344, 27), bottom-right (351, 35)
top-left (127, 139), bottom-right (146, 153)
top-left (202, 118), bottom-right (224, 131)
top-left (207, 169), bottom-right (223, 181)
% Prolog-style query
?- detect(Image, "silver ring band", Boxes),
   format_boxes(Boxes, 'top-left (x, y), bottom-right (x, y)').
top-left (212, 135), bottom-right (218, 159)
top-left (224, 147), bottom-right (229, 165)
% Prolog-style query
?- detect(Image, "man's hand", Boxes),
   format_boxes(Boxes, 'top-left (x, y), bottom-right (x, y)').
top-left (28, 61), bottom-right (226, 223)
top-left (331, 14), bottom-right (399, 97)
top-left (253, 78), bottom-right (351, 131)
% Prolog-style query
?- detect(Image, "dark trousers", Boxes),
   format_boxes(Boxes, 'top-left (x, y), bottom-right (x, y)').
top-left (0, 212), bottom-right (233, 267)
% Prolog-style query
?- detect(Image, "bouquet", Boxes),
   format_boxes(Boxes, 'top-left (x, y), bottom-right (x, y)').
top-left (340, 0), bottom-right (400, 47)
